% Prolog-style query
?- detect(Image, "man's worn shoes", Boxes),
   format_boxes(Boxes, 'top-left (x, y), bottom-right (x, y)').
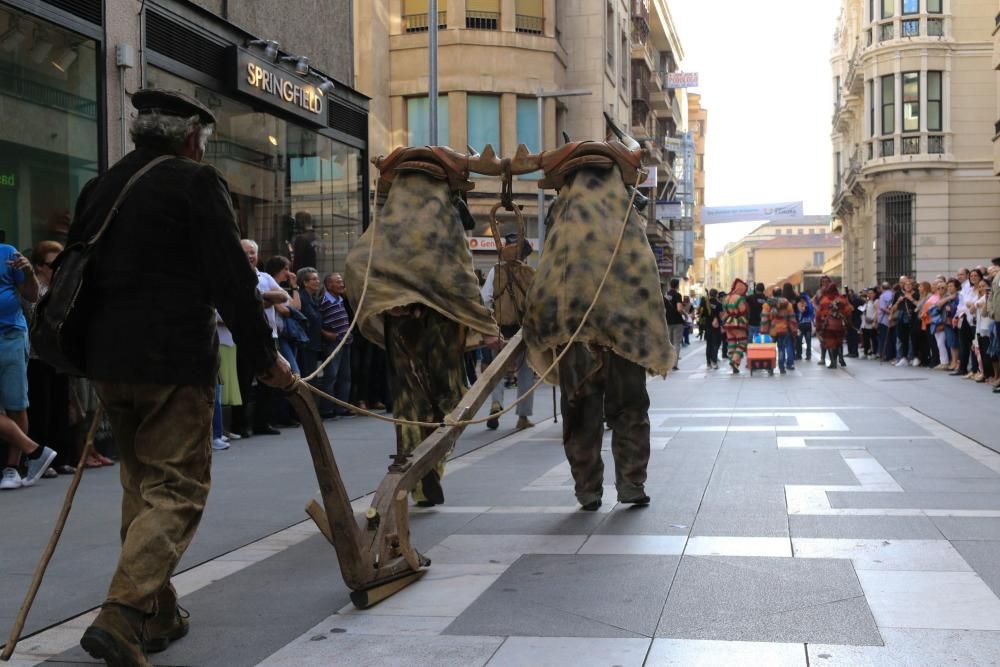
top-left (143, 604), bottom-right (190, 654)
top-left (486, 401), bottom-right (502, 430)
top-left (80, 604), bottom-right (150, 667)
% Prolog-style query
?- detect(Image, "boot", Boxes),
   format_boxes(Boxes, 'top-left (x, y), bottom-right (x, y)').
top-left (515, 416), bottom-right (534, 430)
top-left (80, 604), bottom-right (151, 667)
top-left (143, 587), bottom-right (189, 654)
top-left (485, 401), bottom-right (502, 430)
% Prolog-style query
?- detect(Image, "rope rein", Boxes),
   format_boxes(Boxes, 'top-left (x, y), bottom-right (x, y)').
top-left (297, 172), bottom-right (643, 429)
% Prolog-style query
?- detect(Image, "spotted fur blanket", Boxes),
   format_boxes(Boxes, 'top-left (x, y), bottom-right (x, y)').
top-left (345, 171), bottom-right (499, 349)
top-left (522, 165), bottom-right (676, 382)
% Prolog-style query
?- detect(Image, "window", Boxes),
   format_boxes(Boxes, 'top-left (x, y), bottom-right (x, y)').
top-left (0, 4), bottom-right (100, 250)
top-left (881, 138), bottom-right (895, 156)
top-left (515, 0), bottom-right (544, 33)
top-left (928, 135), bottom-right (944, 153)
top-left (620, 31), bottom-right (628, 91)
top-left (814, 252), bottom-right (826, 266)
top-left (515, 98), bottom-right (541, 179)
top-left (467, 0), bottom-right (499, 29)
top-left (927, 18), bottom-right (943, 35)
top-left (881, 75), bottom-right (895, 135)
top-left (606, 3), bottom-right (614, 68)
top-left (902, 18), bottom-right (919, 36)
top-left (798, 228), bottom-right (804, 235)
top-left (927, 0), bottom-right (942, 13)
top-left (902, 72), bottom-right (919, 132)
top-left (876, 192), bottom-right (914, 283)
top-left (869, 0), bottom-right (875, 22)
top-left (467, 94), bottom-right (500, 152)
top-left (927, 71), bottom-right (942, 131)
top-left (901, 136), bottom-right (920, 154)
top-left (881, 0), bottom-right (894, 19)
top-left (880, 22), bottom-right (895, 41)
top-left (403, 0), bottom-right (446, 32)
top-left (406, 95), bottom-right (449, 146)
top-left (868, 79), bottom-right (875, 138)
top-left (775, 229), bottom-right (782, 235)
top-left (902, 0), bottom-right (918, 14)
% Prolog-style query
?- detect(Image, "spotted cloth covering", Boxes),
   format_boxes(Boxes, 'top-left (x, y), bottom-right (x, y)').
top-left (522, 165), bottom-right (675, 383)
top-left (345, 171), bottom-right (499, 349)
top-left (723, 279), bottom-right (750, 366)
top-left (816, 283), bottom-right (854, 351)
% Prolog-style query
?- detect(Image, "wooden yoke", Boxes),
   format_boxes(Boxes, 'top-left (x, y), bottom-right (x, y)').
top-left (285, 332), bottom-right (526, 609)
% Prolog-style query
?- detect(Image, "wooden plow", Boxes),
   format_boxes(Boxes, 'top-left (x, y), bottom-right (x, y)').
top-left (285, 332), bottom-right (526, 609)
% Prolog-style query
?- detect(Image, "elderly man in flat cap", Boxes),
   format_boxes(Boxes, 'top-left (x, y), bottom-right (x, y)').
top-left (61, 89), bottom-right (292, 666)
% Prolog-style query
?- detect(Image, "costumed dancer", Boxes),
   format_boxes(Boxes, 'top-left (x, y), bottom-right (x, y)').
top-left (816, 281), bottom-right (853, 369)
top-left (722, 279), bottom-right (750, 374)
top-left (345, 147), bottom-right (500, 507)
top-left (522, 139), bottom-right (676, 511)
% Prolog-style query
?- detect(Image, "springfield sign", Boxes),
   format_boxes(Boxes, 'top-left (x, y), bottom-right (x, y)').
top-left (234, 48), bottom-right (324, 124)
top-left (702, 201), bottom-right (804, 225)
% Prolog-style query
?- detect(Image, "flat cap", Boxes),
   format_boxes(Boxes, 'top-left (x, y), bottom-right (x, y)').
top-left (132, 88), bottom-right (216, 125)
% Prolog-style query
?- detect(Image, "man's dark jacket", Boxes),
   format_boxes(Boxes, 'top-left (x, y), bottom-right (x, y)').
top-left (67, 147), bottom-right (277, 386)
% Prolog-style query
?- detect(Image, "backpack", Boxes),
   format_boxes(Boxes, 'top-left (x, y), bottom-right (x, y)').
top-left (492, 259), bottom-right (534, 327)
top-left (30, 156), bottom-right (174, 376)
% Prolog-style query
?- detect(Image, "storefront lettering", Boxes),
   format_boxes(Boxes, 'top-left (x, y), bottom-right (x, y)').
top-left (0, 173), bottom-right (15, 189)
top-left (246, 63), bottom-right (323, 116)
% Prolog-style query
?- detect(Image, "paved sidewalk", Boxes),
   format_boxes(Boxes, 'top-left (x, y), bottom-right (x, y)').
top-left (7, 344), bottom-right (1000, 665)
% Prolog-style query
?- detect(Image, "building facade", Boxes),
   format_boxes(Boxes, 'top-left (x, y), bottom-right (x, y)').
top-left (0, 0), bottom-right (368, 274)
top-left (714, 216), bottom-right (834, 290)
top-left (688, 92), bottom-right (707, 286)
top-left (833, 0), bottom-right (1000, 288)
top-left (353, 0), bottom-right (690, 275)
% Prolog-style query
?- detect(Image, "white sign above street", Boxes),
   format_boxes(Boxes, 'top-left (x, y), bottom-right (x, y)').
top-left (701, 201), bottom-right (804, 225)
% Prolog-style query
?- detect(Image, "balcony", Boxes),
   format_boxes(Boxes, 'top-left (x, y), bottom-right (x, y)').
top-left (466, 11), bottom-right (499, 30)
top-left (515, 14), bottom-right (544, 34)
top-left (843, 40), bottom-right (863, 96)
top-left (631, 0), bottom-right (650, 45)
top-left (403, 11), bottom-right (446, 33)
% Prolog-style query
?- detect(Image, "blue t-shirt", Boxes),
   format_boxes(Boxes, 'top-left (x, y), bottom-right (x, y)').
top-left (0, 245), bottom-right (27, 332)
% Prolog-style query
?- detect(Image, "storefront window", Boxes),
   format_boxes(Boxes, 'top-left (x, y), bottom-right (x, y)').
top-left (0, 5), bottom-right (99, 251)
top-left (147, 67), bottom-right (364, 275)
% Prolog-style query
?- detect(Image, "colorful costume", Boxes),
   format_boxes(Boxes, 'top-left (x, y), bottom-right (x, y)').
top-left (722, 279), bottom-right (750, 371)
top-left (816, 283), bottom-right (854, 367)
top-left (345, 149), bottom-right (499, 504)
top-left (522, 141), bottom-right (676, 509)
top-left (761, 296), bottom-right (799, 371)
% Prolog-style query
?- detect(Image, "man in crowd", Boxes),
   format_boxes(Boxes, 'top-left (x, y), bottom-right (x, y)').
top-left (663, 278), bottom-right (685, 371)
top-left (876, 281), bottom-right (895, 362)
top-left (953, 267), bottom-right (978, 377)
top-left (64, 89), bottom-right (291, 666)
top-left (747, 282), bottom-right (767, 343)
top-left (318, 272), bottom-right (353, 419)
top-left (0, 246), bottom-right (56, 490)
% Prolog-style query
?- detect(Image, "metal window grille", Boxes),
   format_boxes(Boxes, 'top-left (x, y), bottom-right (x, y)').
top-left (868, 142), bottom-right (874, 160)
top-left (901, 19), bottom-right (919, 36)
top-left (867, 29), bottom-right (873, 45)
top-left (515, 14), bottom-right (544, 33)
top-left (927, 18), bottom-right (944, 36)
top-left (404, 12), bottom-right (447, 32)
top-left (880, 22), bottom-right (895, 41)
top-left (466, 11), bottom-right (499, 29)
top-left (928, 135), bottom-right (945, 154)
top-left (880, 138), bottom-right (895, 157)
top-left (876, 192), bottom-right (914, 284)
top-left (901, 136), bottom-right (920, 154)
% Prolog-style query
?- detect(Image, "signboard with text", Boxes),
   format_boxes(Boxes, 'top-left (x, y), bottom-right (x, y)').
top-left (467, 237), bottom-right (538, 252)
top-left (233, 47), bottom-right (326, 126)
top-left (640, 166), bottom-right (657, 189)
top-left (663, 136), bottom-right (684, 153)
top-left (665, 72), bottom-right (699, 89)
top-left (656, 200), bottom-right (683, 220)
top-left (701, 201), bottom-right (804, 225)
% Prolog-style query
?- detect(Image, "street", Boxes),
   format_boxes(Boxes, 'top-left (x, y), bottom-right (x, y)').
top-left (4, 340), bottom-right (1000, 666)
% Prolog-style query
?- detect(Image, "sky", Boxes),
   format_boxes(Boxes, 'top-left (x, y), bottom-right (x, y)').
top-left (667, 0), bottom-right (843, 257)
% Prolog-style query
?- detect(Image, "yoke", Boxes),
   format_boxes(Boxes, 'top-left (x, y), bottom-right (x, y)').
top-left (285, 332), bottom-right (526, 608)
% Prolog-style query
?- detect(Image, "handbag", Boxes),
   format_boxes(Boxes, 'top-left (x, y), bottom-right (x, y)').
top-left (30, 155), bottom-right (175, 376)
top-left (280, 306), bottom-right (311, 345)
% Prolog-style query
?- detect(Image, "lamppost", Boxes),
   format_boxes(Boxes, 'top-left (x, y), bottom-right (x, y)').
top-left (535, 88), bottom-right (591, 252)
top-left (428, 0), bottom-right (439, 144)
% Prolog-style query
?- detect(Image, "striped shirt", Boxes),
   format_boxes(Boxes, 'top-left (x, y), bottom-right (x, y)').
top-left (320, 291), bottom-right (353, 345)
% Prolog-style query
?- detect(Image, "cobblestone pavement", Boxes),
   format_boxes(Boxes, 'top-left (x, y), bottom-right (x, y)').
top-left (6, 341), bottom-right (1000, 666)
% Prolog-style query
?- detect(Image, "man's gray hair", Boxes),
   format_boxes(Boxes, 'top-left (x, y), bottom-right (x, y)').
top-left (296, 267), bottom-right (318, 284)
top-left (240, 239), bottom-right (258, 252)
top-left (130, 112), bottom-right (214, 153)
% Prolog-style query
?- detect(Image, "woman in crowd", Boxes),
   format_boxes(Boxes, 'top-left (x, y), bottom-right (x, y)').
top-left (264, 255), bottom-right (301, 426)
top-left (892, 279), bottom-right (920, 367)
top-left (861, 288), bottom-right (879, 358)
top-left (928, 282), bottom-right (951, 369)
top-left (214, 311), bottom-right (241, 449)
top-left (762, 283), bottom-right (799, 374)
top-left (974, 276), bottom-right (994, 383)
top-left (796, 293), bottom-right (815, 361)
top-left (24, 241), bottom-right (73, 474)
top-left (915, 281), bottom-right (935, 367)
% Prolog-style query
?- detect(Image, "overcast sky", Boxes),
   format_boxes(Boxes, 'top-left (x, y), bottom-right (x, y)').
top-left (668, 0), bottom-right (842, 256)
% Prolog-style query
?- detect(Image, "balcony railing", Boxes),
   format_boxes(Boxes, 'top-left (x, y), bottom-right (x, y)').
top-left (901, 136), bottom-right (920, 155)
top-left (403, 12), bottom-right (446, 32)
top-left (879, 22), bottom-right (895, 41)
top-left (466, 10), bottom-right (499, 30)
top-left (0, 67), bottom-right (97, 119)
top-left (515, 14), bottom-right (544, 34)
top-left (927, 18), bottom-right (944, 36)
top-left (994, 119), bottom-right (1000, 136)
top-left (902, 18), bottom-right (919, 37)
top-left (928, 135), bottom-right (945, 154)
top-left (880, 138), bottom-right (895, 157)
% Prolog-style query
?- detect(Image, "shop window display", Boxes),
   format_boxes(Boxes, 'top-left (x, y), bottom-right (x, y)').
top-left (147, 67), bottom-right (364, 274)
top-left (0, 5), bottom-right (99, 251)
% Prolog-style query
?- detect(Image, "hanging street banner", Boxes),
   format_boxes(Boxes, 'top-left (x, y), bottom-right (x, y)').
top-left (665, 72), bottom-right (699, 89)
top-left (656, 200), bottom-right (683, 220)
top-left (663, 136), bottom-right (684, 153)
top-left (701, 201), bottom-right (804, 225)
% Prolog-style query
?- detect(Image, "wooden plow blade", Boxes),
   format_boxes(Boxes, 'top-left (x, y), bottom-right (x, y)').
top-left (285, 332), bottom-right (527, 609)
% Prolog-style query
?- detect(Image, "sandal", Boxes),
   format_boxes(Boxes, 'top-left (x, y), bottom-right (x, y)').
top-left (84, 456), bottom-right (103, 469)
top-left (96, 454), bottom-right (116, 466)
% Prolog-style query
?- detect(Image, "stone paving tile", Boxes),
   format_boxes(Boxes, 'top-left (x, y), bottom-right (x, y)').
top-left (788, 515), bottom-right (945, 539)
top-left (647, 639), bottom-right (807, 666)
top-left (930, 516), bottom-right (1000, 540)
top-left (656, 556), bottom-right (882, 645)
top-left (808, 628), bottom-right (1000, 666)
top-left (485, 637), bottom-right (650, 666)
top-left (856, 570), bottom-right (1000, 631)
top-left (258, 635), bottom-right (505, 667)
top-left (827, 491), bottom-right (1000, 510)
top-left (890, 475), bottom-right (1000, 493)
top-left (592, 505), bottom-right (698, 536)
top-left (952, 541), bottom-right (1000, 598)
top-left (424, 534), bottom-right (587, 565)
top-left (452, 512), bottom-right (608, 536)
top-left (690, 511), bottom-right (790, 538)
top-left (792, 538), bottom-right (972, 571)
top-left (445, 554), bottom-right (679, 638)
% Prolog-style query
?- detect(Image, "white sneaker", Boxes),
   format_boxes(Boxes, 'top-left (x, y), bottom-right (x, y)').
top-left (212, 438), bottom-right (230, 451)
top-left (1, 467), bottom-right (22, 490)
top-left (224, 431), bottom-right (241, 440)
top-left (895, 358), bottom-right (907, 367)
top-left (911, 359), bottom-right (921, 367)
top-left (22, 447), bottom-right (57, 486)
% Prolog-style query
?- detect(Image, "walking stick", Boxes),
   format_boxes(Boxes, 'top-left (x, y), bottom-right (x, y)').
top-left (1, 406), bottom-right (103, 661)
top-left (552, 386), bottom-right (557, 423)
